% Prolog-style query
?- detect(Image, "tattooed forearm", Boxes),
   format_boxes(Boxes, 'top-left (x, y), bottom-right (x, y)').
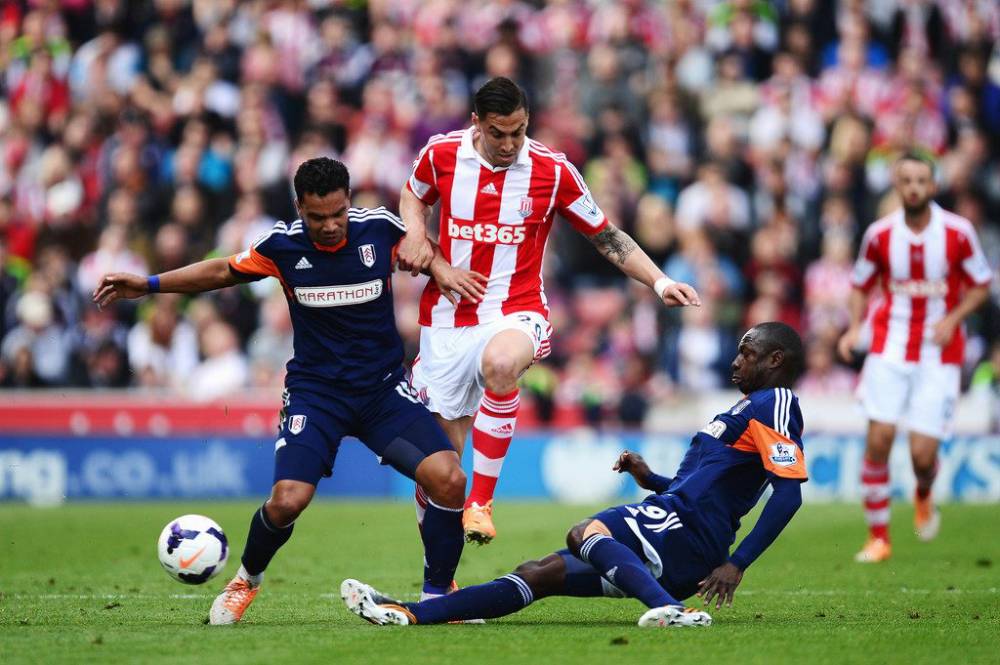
top-left (589, 226), bottom-right (638, 265)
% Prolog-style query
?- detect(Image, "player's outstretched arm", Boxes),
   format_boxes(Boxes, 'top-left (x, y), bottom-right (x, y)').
top-left (92, 257), bottom-right (240, 308)
top-left (586, 225), bottom-right (700, 308)
top-left (398, 186), bottom-right (435, 276)
top-left (698, 477), bottom-right (803, 609)
top-left (612, 451), bottom-right (673, 492)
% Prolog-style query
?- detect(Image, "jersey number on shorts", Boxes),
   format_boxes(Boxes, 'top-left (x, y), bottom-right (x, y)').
top-left (625, 504), bottom-right (684, 533)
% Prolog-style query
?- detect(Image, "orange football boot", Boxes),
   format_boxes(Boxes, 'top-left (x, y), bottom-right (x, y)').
top-left (854, 537), bottom-right (892, 563)
top-left (209, 576), bottom-right (260, 625)
top-left (463, 500), bottom-right (496, 545)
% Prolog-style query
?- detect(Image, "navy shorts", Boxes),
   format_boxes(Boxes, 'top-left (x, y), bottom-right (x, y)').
top-left (590, 494), bottom-right (715, 600)
top-left (272, 375), bottom-right (455, 487)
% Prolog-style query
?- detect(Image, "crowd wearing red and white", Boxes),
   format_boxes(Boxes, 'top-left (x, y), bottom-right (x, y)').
top-left (1, 0), bottom-right (999, 428)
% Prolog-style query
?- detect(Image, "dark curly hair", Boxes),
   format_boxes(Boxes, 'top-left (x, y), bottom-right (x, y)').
top-left (293, 157), bottom-right (350, 201)
top-left (474, 77), bottom-right (529, 118)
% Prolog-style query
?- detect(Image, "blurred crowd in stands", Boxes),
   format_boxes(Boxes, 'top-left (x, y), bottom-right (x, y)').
top-left (1, 0), bottom-right (1000, 427)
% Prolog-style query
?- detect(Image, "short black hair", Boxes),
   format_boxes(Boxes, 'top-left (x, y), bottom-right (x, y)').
top-left (474, 77), bottom-right (529, 118)
top-left (293, 157), bottom-right (350, 201)
top-left (895, 150), bottom-right (936, 176)
top-left (753, 322), bottom-right (805, 384)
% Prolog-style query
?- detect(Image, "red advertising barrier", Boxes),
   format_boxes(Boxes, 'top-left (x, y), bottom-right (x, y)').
top-left (0, 393), bottom-right (280, 436)
top-left (0, 392), bottom-right (579, 435)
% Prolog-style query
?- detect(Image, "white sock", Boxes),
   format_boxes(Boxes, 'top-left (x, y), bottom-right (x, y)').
top-left (237, 564), bottom-right (263, 587)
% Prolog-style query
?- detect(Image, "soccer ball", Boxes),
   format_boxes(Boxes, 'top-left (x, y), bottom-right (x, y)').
top-left (157, 514), bottom-right (229, 585)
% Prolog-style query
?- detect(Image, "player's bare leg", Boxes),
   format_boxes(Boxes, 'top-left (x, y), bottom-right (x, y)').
top-left (909, 432), bottom-right (941, 541)
top-left (211, 480), bottom-right (314, 624)
top-left (412, 432), bottom-right (484, 618)
top-left (415, 415), bottom-right (471, 526)
top-left (464, 329), bottom-right (535, 544)
top-left (407, 418), bottom-right (471, 605)
top-left (414, 451), bottom-right (466, 510)
top-left (856, 421), bottom-right (894, 563)
top-left (413, 451), bottom-right (468, 600)
top-left (433, 415), bottom-right (473, 457)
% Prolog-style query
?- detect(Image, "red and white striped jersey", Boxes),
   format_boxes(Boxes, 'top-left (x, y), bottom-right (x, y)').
top-left (851, 202), bottom-right (993, 365)
top-left (406, 127), bottom-right (608, 327)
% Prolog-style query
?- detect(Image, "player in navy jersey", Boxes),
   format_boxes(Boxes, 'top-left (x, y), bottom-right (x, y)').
top-left (92, 158), bottom-right (488, 624)
top-left (341, 322), bottom-right (807, 628)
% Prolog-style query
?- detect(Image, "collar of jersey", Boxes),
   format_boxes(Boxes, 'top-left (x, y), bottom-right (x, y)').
top-left (457, 126), bottom-right (531, 172)
top-left (312, 236), bottom-right (347, 253)
top-left (896, 201), bottom-right (942, 241)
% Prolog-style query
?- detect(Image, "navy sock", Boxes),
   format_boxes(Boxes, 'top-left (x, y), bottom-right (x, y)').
top-left (405, 575), bottom-right (533, 624)
top-left (578, 534), bottom-right (678, 608)
top-left (240, 504), bottom-right (294, 576)
top-left (421, 500), bottom-right (465, 595)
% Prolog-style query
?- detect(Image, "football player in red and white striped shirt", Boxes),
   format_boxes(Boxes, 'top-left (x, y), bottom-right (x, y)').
top-left (397, 77), bottom-right (699, 556)
top-left (838, 153), bottom-right (992, 563)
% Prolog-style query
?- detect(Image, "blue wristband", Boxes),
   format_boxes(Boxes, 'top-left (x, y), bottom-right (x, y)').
top-left (147, 275), bottom-right (160, 293)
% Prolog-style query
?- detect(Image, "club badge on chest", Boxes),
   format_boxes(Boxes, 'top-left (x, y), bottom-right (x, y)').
top-left (358, 244), bottom-right (376, 268)
top-left (518, 195), bottom-right (533, 218)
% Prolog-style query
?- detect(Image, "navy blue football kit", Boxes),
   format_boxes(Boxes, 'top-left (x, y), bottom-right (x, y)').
top-left (228, 207), bottom-right (453, 484)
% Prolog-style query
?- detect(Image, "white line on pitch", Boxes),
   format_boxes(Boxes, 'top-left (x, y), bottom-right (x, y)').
top-left (736, 588), bottom-right (999, 596)
top-left (9, 587), bottom-right (997, 602)
top-left (317, 588), bottom-right (1000, 600)
top-left (6, 593), bottom-right (210, 600)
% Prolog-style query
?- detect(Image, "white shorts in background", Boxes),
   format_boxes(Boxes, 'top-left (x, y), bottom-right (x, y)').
top-left (857, 353), bottom-right (960, 439)
top-left (411, 311), bottom-right (552, 420)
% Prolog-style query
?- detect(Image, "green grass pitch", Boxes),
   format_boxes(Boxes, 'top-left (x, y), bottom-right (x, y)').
top-left (1, 501), bottom-right (997, 664)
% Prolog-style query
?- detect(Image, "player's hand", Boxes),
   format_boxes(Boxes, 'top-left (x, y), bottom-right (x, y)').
top-left (398, 234), bottom-right (434, 277)
top-left (697, 562), bottom-right (743, 610)
top-left (613, 450), bottom-right (653, 489)
top-left (837, 326), bottom-right (860, 363)
top-left (432, 264), bottom-right (488, 307)
top-left (931, 316), bottom-right (958, 346)
top-left (92, 272), bottom-right (149, 308)
top-left (660, 281), bottom-right (701, 307)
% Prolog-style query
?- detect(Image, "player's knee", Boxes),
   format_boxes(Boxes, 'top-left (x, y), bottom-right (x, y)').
top-left (866, 424), bottom-right (895, 458)
top-left (867, 423), bottom-right (896, 454)
top-left (266, 498), bottom-right (305, 527)
top-left (565, 520), bottom-right (590, 556)
top-left (267, 487), bottom-right (312, 526)
top-left (480, 350), bottom-right (521, 388)
top-left (512, 559), bottom-right (548, 594)
top-left (911, 451), bottom-right (937, 476)
top-left (512, 554), bottom-right (564, 599)
top-left (425, 462), bottom-right (466, 509)
top-left (440, 465), bottom-right (467, 506)
top-left (513, 559), bottom-right (542, 577)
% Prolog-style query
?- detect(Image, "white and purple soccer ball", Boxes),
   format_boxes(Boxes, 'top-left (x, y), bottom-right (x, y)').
top-left (157, 514), bottom-right (229, 585)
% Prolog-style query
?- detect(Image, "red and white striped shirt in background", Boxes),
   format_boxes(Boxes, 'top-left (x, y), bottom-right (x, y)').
top-left (406, 127), bottom-right (608, 327)
top-left (851, 202), bottom-right (993, 365)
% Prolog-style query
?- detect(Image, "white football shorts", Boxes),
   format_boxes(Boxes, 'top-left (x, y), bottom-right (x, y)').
top-left (857, 353), bottom-right (960, 439)
top-left (411, 311), bottom-right (552, 420)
